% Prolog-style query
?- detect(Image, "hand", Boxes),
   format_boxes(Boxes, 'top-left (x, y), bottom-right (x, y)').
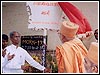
top-left (85, 31), bottom-right (93, 37)
top-left (77, 34), bottom-right (86, 40)
top-left (44, 68), bottom-right (51, 73)
top-left (21, 65), bottom-right (29, 71)
top-left (7, 53), bottom-right (15, 61)
top-left (2, 49), bottom-right (6, 57)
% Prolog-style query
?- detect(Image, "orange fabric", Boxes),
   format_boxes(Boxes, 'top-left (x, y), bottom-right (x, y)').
top-left (60, 21), bottom-right (79, 38)
top-left (56, 38), bottom-right (88, 73)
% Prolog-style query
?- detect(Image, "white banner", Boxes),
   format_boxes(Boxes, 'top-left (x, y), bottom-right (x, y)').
top-left (26, 2), bottom-right (62, 30)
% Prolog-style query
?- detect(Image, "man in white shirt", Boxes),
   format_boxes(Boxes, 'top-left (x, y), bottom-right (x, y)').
top-left (2, 31), bottom-right (49, 73)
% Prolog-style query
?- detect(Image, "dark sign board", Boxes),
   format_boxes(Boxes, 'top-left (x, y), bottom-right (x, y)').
top-left (21, 35), bottom-right (47, 50)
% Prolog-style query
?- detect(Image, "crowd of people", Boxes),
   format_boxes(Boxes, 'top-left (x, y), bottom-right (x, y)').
top-left (2, 21), bottom-right (98, 73)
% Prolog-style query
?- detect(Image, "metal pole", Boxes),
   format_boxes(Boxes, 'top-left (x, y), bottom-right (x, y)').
top-left (42, 28), bottom-right (47, 73)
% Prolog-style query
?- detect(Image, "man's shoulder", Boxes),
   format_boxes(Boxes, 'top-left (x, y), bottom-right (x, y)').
top-left (5, 45), bottom-right (12, 49)
top-left (63, 38), bottom-right (82, 47)
top-left (19, 47), bottom-right (27, 52)
top-left (19, 46), bottom-right (26, 50)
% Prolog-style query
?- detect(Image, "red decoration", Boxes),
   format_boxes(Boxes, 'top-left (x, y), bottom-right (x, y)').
top-left (58, 2), bottom-right (92, 34)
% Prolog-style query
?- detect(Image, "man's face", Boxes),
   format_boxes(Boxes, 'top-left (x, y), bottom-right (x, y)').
top-left (11, 32), bottom-right (21, 45)
top-left (2, 39), bottom-right (8, 49)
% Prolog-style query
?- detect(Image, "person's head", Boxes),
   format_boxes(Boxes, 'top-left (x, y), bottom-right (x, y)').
top-left (94, 29), bottom-right (98, 40)
top-left (9, 31), bottom-right (21, 46)
top-left (59, 21), bottom-right (79, 43)
top-left (2, 34), bottom-right (9, 49)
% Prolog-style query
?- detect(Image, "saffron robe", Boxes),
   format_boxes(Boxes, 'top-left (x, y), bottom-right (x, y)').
top-left (56, 38), bottom-right (88, 73)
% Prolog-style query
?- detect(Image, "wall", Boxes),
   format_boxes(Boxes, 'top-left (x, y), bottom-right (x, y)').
top-left (2, 2), bottom-right (98, 50)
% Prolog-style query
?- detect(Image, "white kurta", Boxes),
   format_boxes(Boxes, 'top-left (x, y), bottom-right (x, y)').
top-left (2, 44), bottom-right (45, 73)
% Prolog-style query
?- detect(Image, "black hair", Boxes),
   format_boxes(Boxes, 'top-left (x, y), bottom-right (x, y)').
top-left (2, 34), bottom-right (8, 41)
top-left (94, 29), bottom-right (98, 40)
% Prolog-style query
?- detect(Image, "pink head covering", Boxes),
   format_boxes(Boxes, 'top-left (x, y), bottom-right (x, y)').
top-left (60, 21), bottom-right (79, 38)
